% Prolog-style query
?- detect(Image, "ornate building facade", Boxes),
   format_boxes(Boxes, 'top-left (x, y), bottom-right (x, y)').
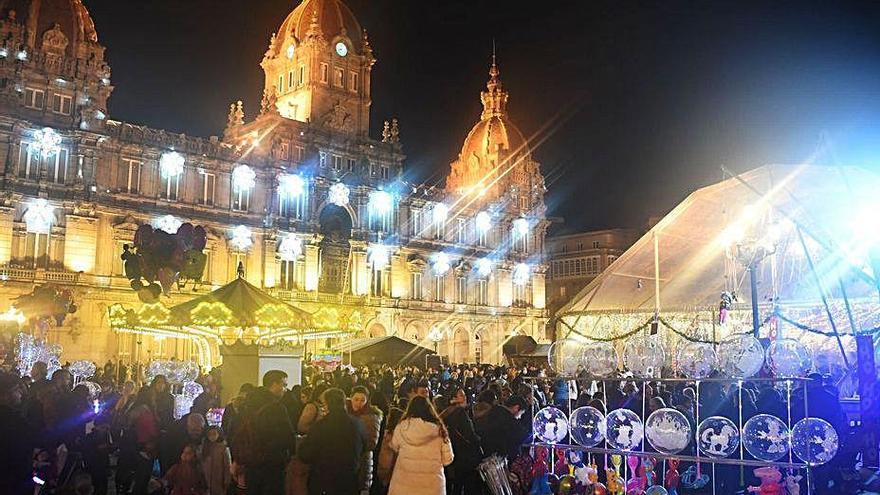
top-left (0, 0), bottom-right (548, 366)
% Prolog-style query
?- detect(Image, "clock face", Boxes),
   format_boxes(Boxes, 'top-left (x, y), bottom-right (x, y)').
top-left (286, 44), bottom-right (295, 60)
top-left (335, 41), bottom-right (348, 57)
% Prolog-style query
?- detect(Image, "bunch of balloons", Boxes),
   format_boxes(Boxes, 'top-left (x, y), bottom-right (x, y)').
top-left (13, 285), bottom-right (78, 326)
top-left (123, 223), bottom-right (207, 303)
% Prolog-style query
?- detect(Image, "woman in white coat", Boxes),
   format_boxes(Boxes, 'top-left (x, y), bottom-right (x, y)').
top-left (389, 395), bottom-right (454, 495)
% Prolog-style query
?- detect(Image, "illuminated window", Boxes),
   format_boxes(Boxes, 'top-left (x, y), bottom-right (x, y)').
top-left (45, 148), bottom-right (68, 184)
top-left (277, 75), bottom-right (283, 94)
top-left (434, 218), bottom-right (445, 240)
top-left (160, 174), bottom-right (180, 201)
top-left (476, 222), bottom-right (488, 247)
top-left (50, 93), bottom-right (72, 115)
top-left (115, 241), bottom-right (128, 276)
top-left (349, 72), bottom-right (359, 92)
top-left (433, 274), bottom-right (445, 302)
top-left (370, 267), bottom-right (386, 297)
top-left (280, 191), bottom-right (306, 219)
top-left (18, 142), bottom-right (38, 179)
top-left (294, 145), bottom-right (305, 162)
top-left (287, 70), bottom-right (294, 90)
top-left (118, 159), bottom-right (141, 194)
top-left (299, 65), bottom-right (306, 85)
top-left (332, 155), bottom-right (343, 171)
top-left (24, 87), bottom-right (44, 109)
top-left (410, 208), bottom-right (422, 237)
top-left (455, 276), bottom-right (467, 304)
top-left (199, 171), bottom-right (215, 206)
top-left (477, 279), bottom-right (489, 305)
top-left (280, 260), bottom-right (297, 289)
top-left (593, 240), bottom-right (600, 249)
top-left (559, 286), bottom-right (567, 298)
top-left (17, 142), bottom-right (65, 182)
top-left (457, 218), bottom-right (466, 244)
top-left (21, 232), bottom-right (50, 269)
top-left (410, 272), bottom-right (422, 300)
top-left (333, 67), bottom-right (344, 87)
top-left (232, 185), bottom-right (250, 212)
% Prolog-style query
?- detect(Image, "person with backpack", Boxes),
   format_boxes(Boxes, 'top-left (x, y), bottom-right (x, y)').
top-left (234, 370), bottom-right (295, 495)
top-left (299, 388), bottom-right (365, 495)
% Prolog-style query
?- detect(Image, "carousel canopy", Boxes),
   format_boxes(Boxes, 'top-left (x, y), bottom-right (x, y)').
top-left (559, 164), bottom-right (880, 333)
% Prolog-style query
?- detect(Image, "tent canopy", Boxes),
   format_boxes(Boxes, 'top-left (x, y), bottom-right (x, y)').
top-left (559, 165), bottom-right (880, 330)
top-left (503, 335), bottom-right (538, 356)
top-left (343, 336), bottom-right (434, 367)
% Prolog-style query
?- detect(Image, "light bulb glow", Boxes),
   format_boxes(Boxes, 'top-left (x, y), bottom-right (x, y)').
top-left (432, 253), bottom-right (451, 275)
top-left (476, 211), bottom-right (492, 232)
top-left (432, 203), bottom-right (449, 224)
top-left (154, 214), bottom-right (182, 234)
top-left (329, 182), bottom-right (350, 206)
top-left (369, 190), bottom-right (393, 216)
top-left (279, 174), bottom-right (306, 198)
top-left (232, 164), bottom-right (256, 191)
top-left (159, 151), bottom-right (185, 179)
top-left (513, 262), bottom-right (530, 286)
top-left (230, 225), bottom-right (253, 251)
top-left (513, 218), bottom-right (529, 237)
top-left (23, 198), bottom-right (54, 234)
top-left (368, 244), bottom-right (390, 270)
top-left (476, 258), bottom-right (492, 277)
top-left (31, 127), bottom-right (62, 158)
top-left (277, 234), bottom-right (302, 261)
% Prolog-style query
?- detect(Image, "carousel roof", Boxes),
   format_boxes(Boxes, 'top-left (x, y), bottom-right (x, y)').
top-left (558, 164), bottom-right (880, 331)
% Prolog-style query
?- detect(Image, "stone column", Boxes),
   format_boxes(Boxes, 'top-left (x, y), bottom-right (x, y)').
top-left (349, 240), bottom-right (368, 296)
top-left (0, 206), bottom-right (13, 265)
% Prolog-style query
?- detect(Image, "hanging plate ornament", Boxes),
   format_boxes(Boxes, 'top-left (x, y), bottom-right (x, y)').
top-left (743, 414), bottom-right (791, 461)
top-left (623, 336), bottom-right (665, 378)
top-left (697, 416), bottom-right (740, 458)
top-left (676, 341), bottom-right (716, 379)
top-left (605, 408), bottom-right (644, 452)
top-left (547, 339), bottom-right (585, 376)
top-left (791, 417), bottom-right (838, 466)
top-left (645, 407), bottom-right (692, 454)
top-left (569, 406), bottom-right (606, 447)
top-left (717, 334), bottom-right (765, 378)
top-left (533, 406), bottom-right (569, 444)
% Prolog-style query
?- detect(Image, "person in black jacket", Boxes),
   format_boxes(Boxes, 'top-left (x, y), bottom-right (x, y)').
top-left (441, 388), bottom-right (483, 495)
top-left (475, 395), bottom-right (528, 461)
top-left (244, 370), bottom-right (296, 495)
top-left (299, 387), bottom-right (365, 495)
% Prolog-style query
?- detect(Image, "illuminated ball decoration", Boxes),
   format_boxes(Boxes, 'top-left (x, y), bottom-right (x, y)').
top-left (743, 414), bottom-right (790, 461)
top-left (368, 190), bottom-right (393, 216)
top-left (697, 416), bottom-right (740, 458)
top-left (277, 234), bottom-right (302, 261)
top-left (230, 225), bottom-right (253, 251)
top-left (475, 211), bottom-right (492, 232)
top-left (279, 174), bottom-right (306, 198)
top-left (623, 336), bottom-right (665, 378)
top-left (32, 127), bottom-right (62, 158)
top-left (182, 381), bottom-right (204, 398)
top-left (547, 339), bottom-right (585, 375)
top-left (512, 217), bottom-right (529, 236)
top-left (605, 408), bottom-right (644, 452)
top-left (23, 198), bottom-right (55, 234)
top-left (368, 244), bottom-right (390, 270)
top-left (154, 214), bottom-right (183, 235)
top-left (328, 182), bottom-right (350, 206)
top-left (432, 252), bottom-right (450, 275)
top-left (767, 338), bottom-right (812, 378)
top-left (70, 360), bottom-right (96, 381)
top-left (569, 406), bottom-right (606, 447)
top-left (159, 151), bottom-right (185, 178)
top-left (791, 418), bottom-right (838, 466)
top-left (717, 334), bottom-right (765, 378)
top-left (582, 342), bottom-right (617, 377)
top-left (645, 487), bottom-right (668, 495)
top-left (512, 263), bottom-right (530, 286)
top-left (232, 164), bottom-right (256, 191)
top-left (676, 341), bottom-right (716, 379)
top-left (645, 408), bottom-right (692, 454)
top-left (533, 406), bottom-right (569, 444)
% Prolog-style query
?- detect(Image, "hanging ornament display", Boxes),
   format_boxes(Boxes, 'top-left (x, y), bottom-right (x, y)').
top-left (569, 406), bottom-right (606, 447)
top-left (123, 222), bottom-right (207, 303)
top-left (328, 182), bottom-right (350, 206)
top-left (159, 151), bottom-right (185, 178)
top-left (31, 127), bottom-right (63, 158)
top-left (623, 336), bottom-right (665, 378)
top-left (717, 334), bottom-right (765, 378)
top-left (13, 285), bottom-right (78, 326)
top-left (697, 416), bottom-right (740, 458)
top-left (676, 341), bottom-right (716, 379)
top-left (742, 414), bottom-right (790, 461)
top-left (23, 198), bottom-right (55, 234)
top-left (604, 408), bottom-right (644, 452)
top-left (533, 406), bottom-right (569, 444)
top-left (582, 342), bottom-right (617, 377)
top-left (791, 417), bottom-right (839, 466)
top-left (70, 360), bottom-right (96, 384)
top-left (645, 407), bottom-right (692, 454)
top-left (766, 338), bottom-right (812, 377)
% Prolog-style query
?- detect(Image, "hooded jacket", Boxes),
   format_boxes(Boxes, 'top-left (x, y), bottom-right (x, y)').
top-left (388, 418), bottom-right (454, 495)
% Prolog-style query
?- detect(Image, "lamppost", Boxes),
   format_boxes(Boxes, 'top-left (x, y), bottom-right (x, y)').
top-left (428, 326), bottom-right (444, 354)
top-left (734, 233), bottom-right (778, 338)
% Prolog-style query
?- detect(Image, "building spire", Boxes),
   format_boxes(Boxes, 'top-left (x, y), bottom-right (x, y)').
top-left (480, 42), bottom-right (508, 120)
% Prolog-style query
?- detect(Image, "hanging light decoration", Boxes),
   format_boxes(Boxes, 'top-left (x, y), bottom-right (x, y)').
top-left (369, 190), bottom-right (393, 216)
top-left (31, 127), bottom-right (62, 158)
top-left (513, 217), bottom-right (529, 237)
top-left (159, 151), bottom-right (185, 179)
top-left (432, 252), bottom-right (451, 275)
top-left (277, 233), bottom-right (302, 261)
top-left (432, 203), bottom-right (449, 224)
top-left (230, 225), bottom-right (253, 251)
top-left (154, 214), bottom-right (182, 234)
top-left (368, 243), bottom-right (390, 270)
top-left (232, 164), bottom-right (256, 191)
top-left (23, 198), bottom-right (55, 234)
top-left (476, 258), bottom-right (492, 278)
top-left (279, 174), bottom-right (306, 198)
top-left (513, 262), bottom-right (531, 285)
top-left (329, 182), bottom-right (350, 206)
top-left (476, 211), bottom-right (492, 232)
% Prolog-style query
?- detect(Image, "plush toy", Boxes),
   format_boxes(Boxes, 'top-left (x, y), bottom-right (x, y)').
top-left (606, 468), bottom-right (624, 495)
top-left (664, 459), bottom-right (680, 495)
top-left (784, 473), bottom-right (802, 495)
top-left (626, 456), bottom-right (645, 494)
top-left (747, 466), bottom-right (783, 495)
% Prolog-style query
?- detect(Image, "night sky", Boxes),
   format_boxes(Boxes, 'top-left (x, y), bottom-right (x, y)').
top-left (86, 0), bottom-right (880, 233)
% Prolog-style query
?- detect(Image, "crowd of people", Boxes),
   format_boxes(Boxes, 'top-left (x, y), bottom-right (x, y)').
top-left (0, 358), bottom-right (859, 495)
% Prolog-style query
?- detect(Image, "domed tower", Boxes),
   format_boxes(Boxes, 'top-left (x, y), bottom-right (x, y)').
top-left (446, 56), bottom-right (545, 216)
top-left (0, 0), bottom-right (112, 130)
top-left (260, 0), bottom-right (374, 136)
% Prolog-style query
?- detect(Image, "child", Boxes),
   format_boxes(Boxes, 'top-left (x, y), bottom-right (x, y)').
top-left (163, 445), bottom-right (206, 495)
top-left (200, 426), bottom-right (231, 495)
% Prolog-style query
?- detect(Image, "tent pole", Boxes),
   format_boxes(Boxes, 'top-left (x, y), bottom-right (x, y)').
top-left (653, 231), bottom-right (661, 315)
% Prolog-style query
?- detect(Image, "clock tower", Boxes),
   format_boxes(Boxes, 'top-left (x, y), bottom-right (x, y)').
top-left (260, 0), bottom-right (375, 136)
